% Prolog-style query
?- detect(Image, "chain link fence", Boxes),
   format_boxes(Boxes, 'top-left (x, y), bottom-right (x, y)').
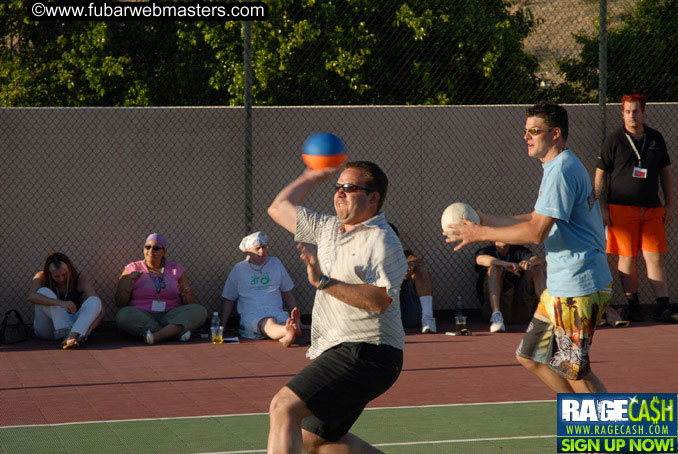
top-left (2, 0), bottom-right (677, 324)
top-left (3, 103), bottom-right (677, 325)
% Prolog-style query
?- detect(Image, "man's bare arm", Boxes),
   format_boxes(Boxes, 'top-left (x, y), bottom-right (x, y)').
top-left (268, 168), bottom-right (338, 234)
top-left (594, 168), bottom-right (610, 226)
top-left (449, 211), bottom-right (556, 251)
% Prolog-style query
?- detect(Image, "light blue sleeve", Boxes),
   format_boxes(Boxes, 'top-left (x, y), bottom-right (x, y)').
top-left (534, 167), bottom-right (575, 222)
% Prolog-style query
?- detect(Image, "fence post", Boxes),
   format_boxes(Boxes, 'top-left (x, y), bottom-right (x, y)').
top-left (598, 0), bottom-right (607, 151)
top-left (244, 16), bottom-right (253, 235)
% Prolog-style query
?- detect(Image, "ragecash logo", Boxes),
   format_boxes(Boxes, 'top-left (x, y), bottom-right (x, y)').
top-left (557, 393), bottom-right (677, 453)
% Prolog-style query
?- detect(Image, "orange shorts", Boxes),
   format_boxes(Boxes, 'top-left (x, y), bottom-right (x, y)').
top-left (606, 204), bottom-right (667, 257)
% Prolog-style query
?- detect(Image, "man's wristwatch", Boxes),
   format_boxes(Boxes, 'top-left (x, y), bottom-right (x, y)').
top-left (316, 275), bottom-right (331, 290)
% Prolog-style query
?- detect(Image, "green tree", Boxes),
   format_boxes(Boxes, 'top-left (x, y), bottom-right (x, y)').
top-left (0, 1), bottom-right (228, 106)
top-left (1, 0), bottom-right (540, 106)
top-left (557, 0), bottom-right (677, 102)
top-left (218, 0), bottom-right (540, 105)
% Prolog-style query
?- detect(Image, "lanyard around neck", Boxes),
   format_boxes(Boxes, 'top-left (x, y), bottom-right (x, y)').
top-left (149, 266), bottom-right (165, 294)
top-left (625, 133), bottom-right (646, 167)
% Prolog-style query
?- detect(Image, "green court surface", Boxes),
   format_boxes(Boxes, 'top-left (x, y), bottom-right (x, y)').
top-left (0, 401), bottom-right (556, 454)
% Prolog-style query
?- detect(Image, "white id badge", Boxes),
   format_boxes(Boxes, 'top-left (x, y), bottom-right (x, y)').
top-left (151, 300), bottom-right (166, 312)
top-left (632, 167), bottom-right (648, 179)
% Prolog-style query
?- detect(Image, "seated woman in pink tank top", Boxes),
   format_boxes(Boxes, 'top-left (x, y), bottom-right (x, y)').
top-left (114, 233), bottom-right (207, 345)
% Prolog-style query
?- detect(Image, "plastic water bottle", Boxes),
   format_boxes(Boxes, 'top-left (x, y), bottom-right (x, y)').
top-left (211, 312), bottom-right (220, 329)
top-left (210, 311), bottom-right (222, 344)
top-left (454, 296), bottom-right (466, 334)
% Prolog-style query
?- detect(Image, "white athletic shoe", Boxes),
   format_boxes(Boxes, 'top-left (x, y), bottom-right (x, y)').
top-left (144, 329), bottom-right (155, 345)
top-left (421, 315), bottom-right (437, 333)
top-left (179, 330), bottom-right (191, 342)
top-left (490, 311), bottom-right (505, 333)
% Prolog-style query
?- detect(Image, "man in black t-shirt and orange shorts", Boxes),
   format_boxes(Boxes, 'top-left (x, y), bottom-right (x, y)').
top-left (595, 93), bottom-right (678, 323)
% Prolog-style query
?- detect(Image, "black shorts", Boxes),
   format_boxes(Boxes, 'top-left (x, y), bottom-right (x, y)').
top-left (286, 342), bottom-right (403, 442)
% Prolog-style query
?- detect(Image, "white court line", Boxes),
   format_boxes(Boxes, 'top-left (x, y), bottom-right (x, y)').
top-left (366, 399), bottom-right (555, 411)
top-left (0, 399), bottom-right (555, 429)
top-left (196, 434), bottom-right (557, 454)
top-left (375, 434), bottom-right (556, 447)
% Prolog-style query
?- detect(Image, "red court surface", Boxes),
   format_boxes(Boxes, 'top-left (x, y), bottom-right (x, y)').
top-left (1, 320), bottom-right (676, 427)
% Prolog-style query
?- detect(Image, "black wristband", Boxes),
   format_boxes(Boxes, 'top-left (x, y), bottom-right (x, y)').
top-left (316, 275), bottom-right (331, 290)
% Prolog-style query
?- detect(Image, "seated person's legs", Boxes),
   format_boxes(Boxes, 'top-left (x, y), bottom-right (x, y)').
top-left (34, 287), bottom-right (73, 340)
top-left (59, 296), bottom-right (105, 349)
top-left (161, 304), bottom-right (207, 332)
top-left (389, 224), bottom-right (437, 334)
top-left (70, 296), bottom-right (103, 340)
top-left (258, 308), bottom-right (301, 348)
top-left (484, 266), bottom-right (508, 332)
top-left (399, 279), bottom-right (422, 329)
top-left (152, 303), bottom-right (208, 343)
top-left (509, 264), bottom-right (544, 325)
top-left (33, 304), bottom-right (57, 340)
top-left (242, 306), bottom-right (300, 347)
top-left (524, 262), bottom-right (546, 299)
top-left (116, 306), bottom-right (160, 337)
top-left (485, 265), bottom-right (504, 314)
top-left (409, 257), bottom-right (436, 333)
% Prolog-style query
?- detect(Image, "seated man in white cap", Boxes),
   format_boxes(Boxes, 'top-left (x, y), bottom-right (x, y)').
top-left (220, 231), bottom-right (302, 347)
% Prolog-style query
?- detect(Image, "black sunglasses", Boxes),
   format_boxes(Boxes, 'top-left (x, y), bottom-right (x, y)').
top-left (144, 245), bottom-right (165, 251)
top-left (334, 183), bottom-right (371, 194)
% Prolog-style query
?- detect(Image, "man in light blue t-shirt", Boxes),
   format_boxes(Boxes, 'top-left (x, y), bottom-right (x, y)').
top-left (445, 102), bottom-right (612, 395)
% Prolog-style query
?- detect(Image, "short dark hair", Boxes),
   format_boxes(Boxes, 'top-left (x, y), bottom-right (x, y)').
top-left (345, 161), bottom-right (388, 212)
top-left (526, 101), bottom-right (569, 141)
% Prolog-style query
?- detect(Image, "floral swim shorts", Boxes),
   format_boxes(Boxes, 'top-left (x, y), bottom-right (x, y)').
top-left (516, 284), bottom-right (612, 380)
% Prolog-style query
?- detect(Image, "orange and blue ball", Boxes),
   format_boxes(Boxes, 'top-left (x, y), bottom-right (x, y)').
top-left (302, 133), bottom-right (348, 170)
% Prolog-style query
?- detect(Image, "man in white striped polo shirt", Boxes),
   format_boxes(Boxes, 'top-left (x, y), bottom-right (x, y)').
top-left (267, 161), bottom-right (408, 454)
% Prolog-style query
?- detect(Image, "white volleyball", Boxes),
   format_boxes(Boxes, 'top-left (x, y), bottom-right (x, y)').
top-left (441, 203), bottom-right (480, 240)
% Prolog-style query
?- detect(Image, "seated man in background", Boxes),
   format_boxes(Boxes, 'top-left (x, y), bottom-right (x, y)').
top-left (475, 241), bottom-right (545, 333)
top-left (390, 223), bottom-right (436, 333)
top-left (221, 231), bottom-right (301, 347)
